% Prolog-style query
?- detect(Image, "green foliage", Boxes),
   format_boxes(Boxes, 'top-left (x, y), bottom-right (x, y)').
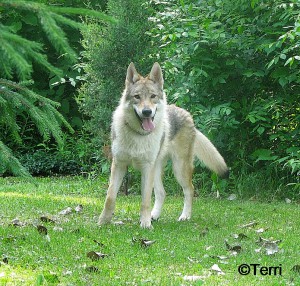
top-left (0, 79), bottom-right (74, 176)
top-left (78, 0), bottom-right (154, 150)
top-left (0, 141), bottom-right (31, 177)
top-left (1, 79), bottom-right (73, 145)
top-left (149, 0), bottom-right (300, 183)
top-left (19, 131), bottom-right (103, 176)
top-left (0, 0), bottom-right (115, 80)
top-left (20, 150), bottom-right (81, 176)
top-left (0, 0), bottom-right (114, 177)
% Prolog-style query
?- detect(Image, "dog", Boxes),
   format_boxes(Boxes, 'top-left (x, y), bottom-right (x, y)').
top-left (98, 62), bottom-right (229, 228)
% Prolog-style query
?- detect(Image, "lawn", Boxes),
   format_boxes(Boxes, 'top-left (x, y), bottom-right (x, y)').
top-left (0, 176), bottom-right (299, 285)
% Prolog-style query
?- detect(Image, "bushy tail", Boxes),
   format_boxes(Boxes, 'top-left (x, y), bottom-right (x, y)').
top-left (193, 130), bottom-right (229, 179)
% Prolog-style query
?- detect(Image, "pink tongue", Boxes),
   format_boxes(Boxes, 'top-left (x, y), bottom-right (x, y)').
top-left (142, 118), bottom-right (155, 131)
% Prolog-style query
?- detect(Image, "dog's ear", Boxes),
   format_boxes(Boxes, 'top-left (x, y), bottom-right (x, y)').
top-left (149, 62), bottom-right (164, 88)
top-left (126, 62), bottom-right (140, 85)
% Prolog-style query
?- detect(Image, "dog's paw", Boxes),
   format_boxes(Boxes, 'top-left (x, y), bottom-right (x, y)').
top-left (140, 219), bottom-right (153, 229)
top-left (151, 210), bottom-right (160, 221)
top-left (98, 215), bottom-right (112, 226)
top-left (178, 213), bottom-right (191, 221)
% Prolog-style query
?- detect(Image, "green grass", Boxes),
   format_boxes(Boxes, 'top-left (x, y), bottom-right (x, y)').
top-left (0, 176), bottom-right (299, 285)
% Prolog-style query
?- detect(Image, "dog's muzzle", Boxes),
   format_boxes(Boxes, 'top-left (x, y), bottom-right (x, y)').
top-left (134, 108), bottom-right (156, 132)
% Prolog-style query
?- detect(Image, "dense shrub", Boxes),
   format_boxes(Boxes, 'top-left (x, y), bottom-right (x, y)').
top-left (19, 150), bottom-right (81, 176)
top-left (149, 0), bottom-right (300, 186)
top-left (0, 0), bottom-right (112, 177)
top-left (78, 0), bottom-right (155, 152)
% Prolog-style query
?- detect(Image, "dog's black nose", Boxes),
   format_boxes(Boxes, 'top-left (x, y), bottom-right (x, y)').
top-left (142, 108), bottom-right (152, 117)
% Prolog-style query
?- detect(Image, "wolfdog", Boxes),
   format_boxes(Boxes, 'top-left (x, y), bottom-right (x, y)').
top-left (98, 62), bottom-right (229, 228)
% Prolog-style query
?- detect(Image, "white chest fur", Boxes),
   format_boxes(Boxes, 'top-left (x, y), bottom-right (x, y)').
top-left (111, 107), bottom-right (166, 168)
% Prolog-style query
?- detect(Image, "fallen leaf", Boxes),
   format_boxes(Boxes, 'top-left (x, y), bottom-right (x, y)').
top-left (255, 228), bottom-right (267, 233)
top-left (256, 237), bottom-right (281, 255)
top-left (240, 221), bottom-right (258, 228)
top-left (227, 194), bottom-right (237, 201)
top-left (291, 265), bottom-right (300, 273)
top-left (187, 257), bottom-right (200, 263)
top-left (75, 204), bottom-right (83, 213)
top-left (211, 264), bottom-right (225, 275)
top-left (217, 255), bottom-right (228, 260)
top-left (183, 275), bottom-right (205, 281)
top-left (62, 270), bottom-right (72, 276)
top-left (209, 255), bottom-right (228, 261)
top-left (231, 245), bottom-right (242, 253)
top-left (87, 251), bottom-right (108, 261)
top-left (257, 237), bottom-right (282, 245)
top-left (229, 251), bottom-right (239, 257)
top-left (140, 239), bottom-right (156, 247)
top-left (85, 266), bottom-right (99, 273)
top-left (225, 240), bottom-right (242, 253)
top-left (10, 218), bottom-right (25, 227)
top-left (113, 221), bottom-right (125, 225)
top-left (37, 225), bottom-right (48, 235)
top-left (264, 242), bottom-right (279, 256)
top-left (93, 239), bottom-right (105, 247)
top-left (58, 207), bottom-right (73, 215)
top-left (233, 233), bottom-right (248, 240)
top-left (40, 216), bottom-right (55, 224)
top-left (3, 257), bottom-right (8, 264)
top-left (285, 198), bottom-right (292, 204)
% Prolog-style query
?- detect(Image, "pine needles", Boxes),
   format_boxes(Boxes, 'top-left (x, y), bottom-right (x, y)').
top-left (0, 79), bottom-right (74, 176)
top-left (0, 0), bottom-right (115, 80)
top-left (0, 1), bottom-right (114, 176)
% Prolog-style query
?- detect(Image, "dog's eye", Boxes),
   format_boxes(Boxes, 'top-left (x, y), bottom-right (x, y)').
top-left (151, 94), bottom-right (157, 99)
top-left (134, 94), bottom-right (140, 100)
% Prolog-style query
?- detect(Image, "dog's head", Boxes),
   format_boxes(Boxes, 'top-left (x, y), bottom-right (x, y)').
top-left (122, 62), bottom-right (165, 133)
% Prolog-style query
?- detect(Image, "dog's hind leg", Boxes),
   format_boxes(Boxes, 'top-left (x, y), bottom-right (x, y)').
top-left (151, 162), bottom-right (166, 221)
top-left (172, 154), bottom-right (194, 221)
top-left (98, 159), bottom-right (127, 225)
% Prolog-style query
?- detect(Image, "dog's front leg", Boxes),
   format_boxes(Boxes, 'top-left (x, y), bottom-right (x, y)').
top-left (140, 163), bottom-right (155, 228)
top-left (98, 159), bottom-right (127, 225)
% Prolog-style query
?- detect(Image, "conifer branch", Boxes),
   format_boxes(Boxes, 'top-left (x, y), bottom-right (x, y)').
top-left (0, 141), bottom-right (31, 178)
top-left (0, 79), bottom-right (74, 176)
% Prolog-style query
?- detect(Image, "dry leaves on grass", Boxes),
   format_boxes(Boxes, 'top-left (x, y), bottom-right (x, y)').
top-left (239, 221), bottom-right (258, 228)
top-left (40, 216), bottom-right (55, 224)
top-left (132, 237), bottom-right (156, 248)
top-left (225, 239), bottom-right (242, 254)
top-left (87, 251), bottom-right (108, 261)
top-left (10, 218), bottom-right (26, 227)
top-left (256, 237), bottom-right (282, 255)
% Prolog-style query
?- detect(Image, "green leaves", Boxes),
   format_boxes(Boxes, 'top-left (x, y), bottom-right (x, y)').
top-left (0, 0), bottom-right (116, 81)
top-left (0, 1), bottom-right (117, 177)
top-left (149, 0), bottom-right (300, 181)
top-left (0, 141), bottom-right (31, 178)
top-left (0, 79), bottom-right (74, 176)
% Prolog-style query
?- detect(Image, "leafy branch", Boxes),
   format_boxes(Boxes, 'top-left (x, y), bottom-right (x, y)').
top-left (0, 1), bottom-right (115, 177)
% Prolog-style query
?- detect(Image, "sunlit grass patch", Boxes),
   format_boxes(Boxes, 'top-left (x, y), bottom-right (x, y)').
top-left (0, 177), bottom-right (299, 285)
